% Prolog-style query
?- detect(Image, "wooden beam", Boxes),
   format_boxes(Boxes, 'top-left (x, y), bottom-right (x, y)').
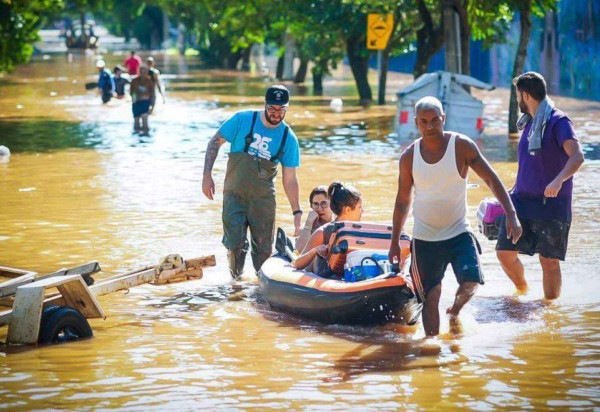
top-left (0, 262), bottom-right (100, 298)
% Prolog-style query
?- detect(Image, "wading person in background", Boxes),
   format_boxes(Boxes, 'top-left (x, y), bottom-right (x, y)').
top-left (389, 96), bottom-right (522, 337)
top-left (295, 185), bottom-right (334, 252)
top-left (146, 57), bottom-right (165, 113)
top-left (202, 85), bottom-right (301, 280)
top-left (124, 50), bottom-right (142, 76)
top-left (113, 65), bottom-right (130, 99)
top-left (96, 59), bottom-right (114, 104)
top-left (496, 72), bottom-right (584, 300)
top-left (129, 65), bottom-right (155, 135)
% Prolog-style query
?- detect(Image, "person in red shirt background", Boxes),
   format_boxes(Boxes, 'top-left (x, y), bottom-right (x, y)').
top-left (124, 50), bottom-right (142, 76)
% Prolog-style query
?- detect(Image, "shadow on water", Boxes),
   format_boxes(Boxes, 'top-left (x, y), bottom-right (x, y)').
top-left (323, 340), bottom-right (465, 382)
top-left (0, 118), bottom-right (101, 152)
top-left (470, 295), bottom-right (548, 324)
top-left (141, 282), bottom-right (259, 314)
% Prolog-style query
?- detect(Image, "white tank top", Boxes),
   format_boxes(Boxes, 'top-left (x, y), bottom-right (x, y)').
top-left (412, 134), bottom-right (470, 241)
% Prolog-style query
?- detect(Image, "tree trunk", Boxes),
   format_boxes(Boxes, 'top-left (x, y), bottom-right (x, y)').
top-left (414, 0), bottom-right (444, 78)
top-left (509, 4), bottom-right (532, 137)
top-left (313, 70), bottom-right (323, 95)
top-left (276, 56), bottom-right (284, 80)
top-left (241, 47), bottom-right (251, 71)
top-left (346, 36), bottom-right (372, 106)
top-left (378, 50), bottom-right (390, 105)
top-left (294, 58), bottom-right (309, 83)
top-left (80, 11), bottom-right (87, 48)
top-left (454, 1), bottom-right (470, 76)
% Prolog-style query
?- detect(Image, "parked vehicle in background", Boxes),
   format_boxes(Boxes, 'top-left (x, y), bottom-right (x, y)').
top-left (395, 71), bottom-right (495, 139)
top-left (65, 21), bottom-right (99, 49)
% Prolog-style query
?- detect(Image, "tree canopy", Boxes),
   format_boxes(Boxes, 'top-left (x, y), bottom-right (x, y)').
top-left (0, 0), bottom-right (560, 108)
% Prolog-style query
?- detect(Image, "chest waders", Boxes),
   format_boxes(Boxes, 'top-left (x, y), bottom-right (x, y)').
top-left (222, 111), bottom-right (289, 279)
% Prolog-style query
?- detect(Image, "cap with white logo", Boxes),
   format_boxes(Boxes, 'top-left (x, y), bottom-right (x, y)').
top-left (265, 85), bottom-right (290, 106)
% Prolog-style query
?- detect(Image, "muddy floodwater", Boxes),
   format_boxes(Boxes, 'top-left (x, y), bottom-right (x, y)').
top-left (1, 52), bottom-right (599, 411)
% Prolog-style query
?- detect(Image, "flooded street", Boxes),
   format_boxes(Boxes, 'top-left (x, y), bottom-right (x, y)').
top-left (1, 52), bottom-right (599, 410)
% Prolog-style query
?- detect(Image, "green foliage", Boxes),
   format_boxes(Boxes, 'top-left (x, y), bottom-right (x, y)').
top-left (0, 0), bottom-right (63, 73)
top-left (470, 0), bottom-right (558, 47)
top-left (93, 0), bottom-right (144, 42)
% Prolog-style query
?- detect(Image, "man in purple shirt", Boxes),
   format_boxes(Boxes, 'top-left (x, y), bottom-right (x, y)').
top-left (496, 72), bottom-right (584, 299)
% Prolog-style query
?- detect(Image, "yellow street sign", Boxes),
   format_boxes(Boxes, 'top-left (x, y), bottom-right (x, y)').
top-left (367, 14), bottom-right (394, 50)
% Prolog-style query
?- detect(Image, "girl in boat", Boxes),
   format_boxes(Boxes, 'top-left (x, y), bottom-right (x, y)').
top-left (294, 182), bottom-right (362, 274)
top-left (295, 185), bottom-right (334, 252)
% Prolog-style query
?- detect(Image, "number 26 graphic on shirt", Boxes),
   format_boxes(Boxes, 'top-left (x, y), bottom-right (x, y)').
top-left (250, 134), bottom-right (272, 155)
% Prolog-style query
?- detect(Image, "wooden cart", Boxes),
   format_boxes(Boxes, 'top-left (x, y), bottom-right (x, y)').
top-left (0, 254), bottom-right (215, 346)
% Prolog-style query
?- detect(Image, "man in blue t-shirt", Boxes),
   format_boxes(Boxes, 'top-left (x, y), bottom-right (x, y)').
top-left (96, 59), bottom-right (115, 104)
top-left (202, 85), bottom-right (302, 279)
top-left (496, 72), bottom-right (584, 300)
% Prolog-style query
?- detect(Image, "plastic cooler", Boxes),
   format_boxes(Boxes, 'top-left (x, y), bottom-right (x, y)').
top-left (343, 250), bottom-right (390, 282)
top-left (477, 198), bottom-right (505, 240)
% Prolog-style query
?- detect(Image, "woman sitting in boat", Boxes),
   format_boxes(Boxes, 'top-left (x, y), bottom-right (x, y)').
top-left (295, 185), bottom-right (334, 252)
top-left (294, 181), bottom-right (363, 274)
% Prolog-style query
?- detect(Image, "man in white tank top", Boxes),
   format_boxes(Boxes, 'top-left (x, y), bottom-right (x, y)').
top-left (389, 96), bottom-right (522, 336)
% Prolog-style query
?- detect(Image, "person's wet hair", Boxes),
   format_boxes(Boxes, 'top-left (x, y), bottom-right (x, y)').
top-left (309, 185), bottom-right (328, 204)
top-left (328, 181), bottom-right (361, 215)
top-left (513, 71), bottom-right (547, 101)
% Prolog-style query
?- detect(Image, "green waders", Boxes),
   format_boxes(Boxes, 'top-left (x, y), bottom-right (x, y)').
top-left (222, 112), bottom-right (289, 279)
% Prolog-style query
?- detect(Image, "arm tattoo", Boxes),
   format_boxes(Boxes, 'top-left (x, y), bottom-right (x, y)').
top-left (204, 134), bottom-right (223, 175)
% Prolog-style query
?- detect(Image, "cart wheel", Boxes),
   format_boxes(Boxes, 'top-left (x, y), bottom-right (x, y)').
top-left (38, 306), bottom-right (93, 344)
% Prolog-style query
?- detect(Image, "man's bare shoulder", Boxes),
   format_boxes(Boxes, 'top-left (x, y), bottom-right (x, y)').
top-left (450, 132), bottom-right (478, 152)
top-left (399, 143), bottom-right (416, 173)
top-left (400, 141), bottom-right (417, 158)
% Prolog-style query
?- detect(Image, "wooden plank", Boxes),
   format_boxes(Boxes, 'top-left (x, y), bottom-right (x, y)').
top-left (55, 277), bottom-right (105, 319)
top-left (0, 308), bottom-right (13, 328)
top-left (185, 256), bottom-right (216, 270)
top-left (153, 268), bottom-right (204, 284)
top-left (44, 268), bottom-right (158, 307)
top-left (7, 285), bottom-right (46, 344)
top-left (0, 262), bottom-right (100, 298)
top-left (0, 266), bottom-right (37, 279)
top-left (42, 255), bottom-right (215, 307)
top-left (17, 274), bottom-right (104, 318)
top-left (0, 273), bottom-right (36, 298)
top-left (41, 261), bottom-right (101, 279)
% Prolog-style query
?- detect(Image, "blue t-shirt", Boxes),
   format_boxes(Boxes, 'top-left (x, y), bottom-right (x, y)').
top-left (512, 108), bottom-right (577, 221)
top-left (218, 110), bottom-right (300, 167)
top-left (98, 69), bottom-right (115, 93)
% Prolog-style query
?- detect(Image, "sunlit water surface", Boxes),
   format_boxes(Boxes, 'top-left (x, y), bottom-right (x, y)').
top-left (0, 52), bottom-right (599, 411)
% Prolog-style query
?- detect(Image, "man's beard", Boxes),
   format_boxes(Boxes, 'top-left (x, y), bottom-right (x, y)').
top-left (519, 100), bottom-right (528, 114)
top-left (264, 109), bottom-right (282, 126)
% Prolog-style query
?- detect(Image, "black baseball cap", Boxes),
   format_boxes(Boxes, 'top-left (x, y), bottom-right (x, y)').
top-left (265, 85), bottom-right (290, 106)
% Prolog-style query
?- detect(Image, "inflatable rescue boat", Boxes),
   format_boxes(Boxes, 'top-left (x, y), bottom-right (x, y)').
top-left (258, 254), bottom-right (422, 326)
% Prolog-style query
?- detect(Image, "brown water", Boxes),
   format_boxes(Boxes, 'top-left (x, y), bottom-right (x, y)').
top-left (1, 52), bottom-right (599, 411)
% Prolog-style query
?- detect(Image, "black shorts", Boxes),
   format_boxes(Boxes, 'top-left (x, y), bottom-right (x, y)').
top-left (495, 216), bottom-right (570, 260)
top-left (410, 232), bottom-right (484, 302)
top-left (132, 100), bottom-right (151, 117)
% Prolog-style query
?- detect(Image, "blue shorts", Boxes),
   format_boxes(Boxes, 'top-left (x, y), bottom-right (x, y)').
top-left (132, 100), bottom-right (151, 117)
top-left (410, 232), bottom-right (484, 302)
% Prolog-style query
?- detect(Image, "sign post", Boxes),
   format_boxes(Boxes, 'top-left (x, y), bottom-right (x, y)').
top-left (367, 13), bottom-right (394, 105)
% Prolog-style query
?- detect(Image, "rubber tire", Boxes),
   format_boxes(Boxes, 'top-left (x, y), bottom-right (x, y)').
top-left (38, 305), bottom-right (93, 344)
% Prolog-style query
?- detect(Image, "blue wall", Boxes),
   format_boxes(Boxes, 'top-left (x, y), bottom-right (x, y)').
top-left (378, 0), bottom-right (600, 101)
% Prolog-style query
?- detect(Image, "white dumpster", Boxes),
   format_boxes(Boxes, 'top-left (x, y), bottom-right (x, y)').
top-left (395, 71), bottom-right (495, 139)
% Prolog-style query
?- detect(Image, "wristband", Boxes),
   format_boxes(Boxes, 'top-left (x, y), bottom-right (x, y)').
top-left (293, 210), bottom-right (303, 216)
